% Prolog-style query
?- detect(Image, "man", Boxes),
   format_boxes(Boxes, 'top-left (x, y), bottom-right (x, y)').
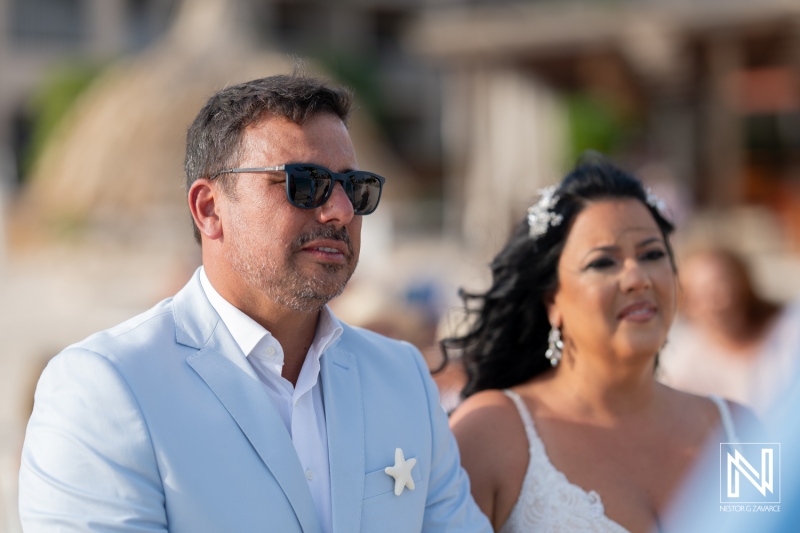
top-left (19, 73), bottom-right (491, 533)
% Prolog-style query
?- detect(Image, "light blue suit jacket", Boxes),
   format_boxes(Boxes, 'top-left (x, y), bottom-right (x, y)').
top-left (19, 270), bottom-right (491, 533)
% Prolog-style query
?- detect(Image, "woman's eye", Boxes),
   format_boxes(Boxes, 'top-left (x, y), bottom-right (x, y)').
top-left (587, 257), bottom-right (615, 270)
top-left (642, 249), bottom-right (666, 261)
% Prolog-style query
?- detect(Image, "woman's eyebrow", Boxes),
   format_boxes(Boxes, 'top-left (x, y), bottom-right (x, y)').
top-left (582, 236), bottom-right (663, 260)
top-left (580, 244), bottom-right (618, 262)
top-left (635, 237), bottom-right (663, 248)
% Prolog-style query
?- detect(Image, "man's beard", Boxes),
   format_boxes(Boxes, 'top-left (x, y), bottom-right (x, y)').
top-left (227, 223), bottom-right (356, 312)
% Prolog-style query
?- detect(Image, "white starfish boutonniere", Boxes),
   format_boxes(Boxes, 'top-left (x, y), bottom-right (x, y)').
top-left (384, 448), bottom-right (417, 496)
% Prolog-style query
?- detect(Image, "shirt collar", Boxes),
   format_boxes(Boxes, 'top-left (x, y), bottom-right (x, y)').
top-left (199, 266), bottom-right (343, 362)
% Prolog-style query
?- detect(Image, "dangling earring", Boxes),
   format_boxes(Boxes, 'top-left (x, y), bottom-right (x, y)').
top-left (545, 326), bottom-right (563, 367)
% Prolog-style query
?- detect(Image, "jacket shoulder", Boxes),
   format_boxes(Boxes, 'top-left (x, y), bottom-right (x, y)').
top-left (68, 297), bottom-right (179, 363)
top-left (338, 322), bottom-right (424, 362)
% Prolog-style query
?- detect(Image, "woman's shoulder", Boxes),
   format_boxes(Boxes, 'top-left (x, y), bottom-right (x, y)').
top-left (450, 388), bottom-right (533, 471)
top-left (450, 388), bottom-right (533, 458)
top-left (450, 389), bottom-right (523, 431)
top-left (449, 388), bottom-right (532, 528)
top-left (658, 384), bottom-right (763, 438)
top-left (719, 398), bottom-right (765, 439)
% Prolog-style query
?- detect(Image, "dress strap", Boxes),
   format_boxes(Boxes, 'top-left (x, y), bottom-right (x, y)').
top-left (502, 389), bottom-right (538, 448)
top-left (709, 394), bottom-right (739, 443)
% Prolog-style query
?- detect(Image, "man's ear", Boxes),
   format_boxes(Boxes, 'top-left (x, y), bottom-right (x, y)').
top-left (188, 179), bottom-right (223, 241)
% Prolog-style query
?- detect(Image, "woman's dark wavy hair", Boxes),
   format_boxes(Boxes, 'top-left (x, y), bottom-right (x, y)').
top-left (442, 159), bottom-right (676, 398)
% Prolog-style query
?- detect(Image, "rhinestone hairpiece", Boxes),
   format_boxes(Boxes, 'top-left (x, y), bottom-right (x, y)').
top-left (527, 186), bottom-right (563, 239)
top-left (644, 187), bottom-right (670, 222)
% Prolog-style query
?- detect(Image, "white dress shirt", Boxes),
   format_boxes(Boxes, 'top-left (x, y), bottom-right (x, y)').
top-left (200, 267), bottom-right (341, 533)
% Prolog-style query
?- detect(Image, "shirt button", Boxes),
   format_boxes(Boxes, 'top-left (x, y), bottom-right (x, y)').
top-left (305, 470), bottom-right (314, 480)
top-left (265, 346), bottom-right (276, 356)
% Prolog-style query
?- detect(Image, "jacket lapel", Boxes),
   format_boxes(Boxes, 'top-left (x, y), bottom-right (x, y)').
top-left (175, 270), bottom-right (321, 533)
top-left (321, 343), bottom-right (365, 533)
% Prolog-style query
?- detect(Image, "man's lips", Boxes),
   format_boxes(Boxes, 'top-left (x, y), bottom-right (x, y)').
top-left (300, 239), bottom-right (350, 261)
top-left (617, 301), bottom-right (657, 322)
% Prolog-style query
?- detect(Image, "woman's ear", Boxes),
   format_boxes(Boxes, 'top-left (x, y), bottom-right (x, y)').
top-left (188, 179), bottom-right (223, 241)
top-left (544, 291), bottom-right (561, 328)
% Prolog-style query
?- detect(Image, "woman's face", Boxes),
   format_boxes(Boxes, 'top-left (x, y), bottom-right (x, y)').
top-left (548, 199), bottom-right (676, 367)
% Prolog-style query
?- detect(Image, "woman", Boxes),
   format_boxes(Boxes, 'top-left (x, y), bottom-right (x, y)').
top-left (659, 247), bottom-right (800, 416)
top-left (444, 161), bottom-right (748, 533)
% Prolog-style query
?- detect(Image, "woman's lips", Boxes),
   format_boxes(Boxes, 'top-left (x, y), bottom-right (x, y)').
top-left (617, 302), bottom-right (657, 322)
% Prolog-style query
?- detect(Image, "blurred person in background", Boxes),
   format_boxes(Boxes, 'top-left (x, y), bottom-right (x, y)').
top-left (659, 247), bottom-right (800, 418)
top-left (331, 279), bottom-right (465, 413)
top-left (19, 72), bottom-right (490, 533)
top-left (443, 160), bottom-right (756, 533)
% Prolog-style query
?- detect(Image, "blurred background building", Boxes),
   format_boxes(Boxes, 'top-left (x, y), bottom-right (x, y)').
top-left (1, 0), bottom-right (800, 530)
top-left (414, 0), bottom-right (800, 252)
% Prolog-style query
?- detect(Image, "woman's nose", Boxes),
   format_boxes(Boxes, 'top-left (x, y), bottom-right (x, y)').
top-left (621, 259), bottom-right (652, 293)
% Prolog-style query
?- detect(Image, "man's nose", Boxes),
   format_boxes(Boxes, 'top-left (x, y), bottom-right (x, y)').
top-left (317, 182), bottom-right (355, 227)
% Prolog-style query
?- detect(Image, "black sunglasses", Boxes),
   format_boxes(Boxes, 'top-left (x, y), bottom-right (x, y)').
top-left (210, 163), bottom-right (386, 215)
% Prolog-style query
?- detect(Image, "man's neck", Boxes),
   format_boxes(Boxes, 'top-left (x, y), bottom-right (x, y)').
top-left (268, 310), bottom-right (320, 387)
top-left (239, 301), bottom-right (320, 387)
top-left (204, 265), bottom-right (321, 387)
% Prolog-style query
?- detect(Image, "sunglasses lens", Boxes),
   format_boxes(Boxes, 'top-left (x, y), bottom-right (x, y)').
top-left (350, 175), bottom-right (383, 215)
top-left (286, 165), bottom-right (383, 214)
top-left (288, 166), bottom-right (332, 208)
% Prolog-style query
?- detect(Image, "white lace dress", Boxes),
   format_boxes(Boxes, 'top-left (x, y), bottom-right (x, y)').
top-left (499, 390), bottom-right (737, 533)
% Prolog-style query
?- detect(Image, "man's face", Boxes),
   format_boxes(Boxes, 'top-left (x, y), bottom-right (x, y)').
top-left (220, 113), bottom-right (362, 312)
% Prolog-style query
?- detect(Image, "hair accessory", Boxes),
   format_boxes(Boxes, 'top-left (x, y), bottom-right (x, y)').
top-left (545, 326), bottom-right (563, 367)
top-left (644, 187), bottom-right (670, 222)
top-left (527, 186), bottom-right (563, 239)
